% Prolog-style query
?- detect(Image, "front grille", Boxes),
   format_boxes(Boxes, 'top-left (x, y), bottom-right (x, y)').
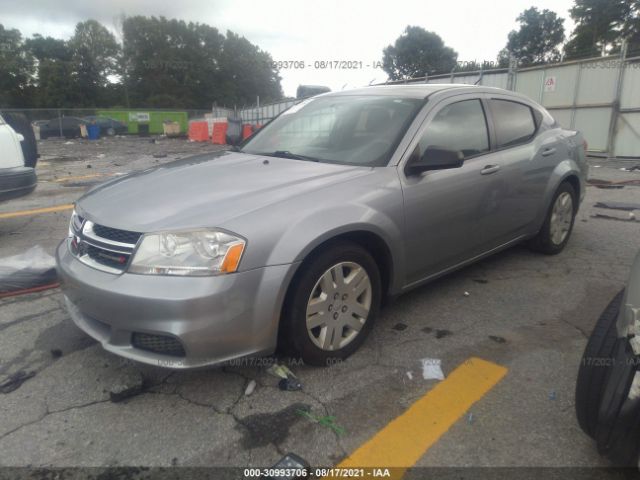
top-left (132, 333), bottom-right (185, 357)
top-left (71, 220), bottom-right (140, 274)
top-left (85, 244), bottom-right (131, 270)
top-left (92, 224), bottom-right (142, 245)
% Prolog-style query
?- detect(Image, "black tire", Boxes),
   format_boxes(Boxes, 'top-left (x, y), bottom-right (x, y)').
top-left (281, 241), bottom-right (381, 366)
top-left (528, 182), bottom-right (577, 255)
top-left (3, 113), bottom-right (38, 168)
top-left (575, 289), bottom-right (624, 438)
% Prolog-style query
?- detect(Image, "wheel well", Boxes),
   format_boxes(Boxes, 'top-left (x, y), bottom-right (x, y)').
top-left (276, 230), bottom-right (394, 350)
top-left (563, 175), bottom-right (580, 202)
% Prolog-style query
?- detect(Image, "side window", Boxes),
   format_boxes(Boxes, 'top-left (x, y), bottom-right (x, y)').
top-left (490, 99), bottom-right (537, 148)
top-left (414, 99), bottom-right (489, 160)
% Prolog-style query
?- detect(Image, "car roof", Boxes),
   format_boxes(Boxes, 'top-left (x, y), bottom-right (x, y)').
top-left (323, 84), bottom-right (529, 101)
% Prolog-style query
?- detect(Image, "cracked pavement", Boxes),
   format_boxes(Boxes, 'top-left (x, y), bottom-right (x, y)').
top-left (1, 138), bottom-right (640, 468)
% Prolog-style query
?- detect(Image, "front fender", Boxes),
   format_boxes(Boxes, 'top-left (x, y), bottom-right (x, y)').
top-left (268, 204), bottom-right (405, 294)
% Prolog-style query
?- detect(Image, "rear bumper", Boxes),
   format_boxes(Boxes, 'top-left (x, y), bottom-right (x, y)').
top-left (0, 166), bottom-right (36, 201)
top-left (56, 239), bottom-right (296, 369)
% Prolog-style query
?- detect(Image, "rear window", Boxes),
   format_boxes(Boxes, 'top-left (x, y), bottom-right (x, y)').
top-left (490, 99), bottom-right (537, 148)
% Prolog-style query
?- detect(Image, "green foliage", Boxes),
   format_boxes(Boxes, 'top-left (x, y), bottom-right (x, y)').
top-left (564, 0), bottom-right (628, 59)
top-left (0, 25), bottom-right (34, 107)
top-left (0, 17), bottom-right (283, 109)
top-left (499, 8), bottom-right (565, 66)
top-left (382, 26), bottom-right (458, 80)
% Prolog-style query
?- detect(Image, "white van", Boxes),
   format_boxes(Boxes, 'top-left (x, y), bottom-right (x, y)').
top-left (0, 113), bottom-right (36, 201)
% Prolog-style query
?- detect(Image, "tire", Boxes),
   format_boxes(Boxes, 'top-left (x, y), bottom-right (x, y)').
top-left (528, 182), bottom-right (577, 255)
top-left (575, 289), bottom-right (624, 438)
top-left (3, 113), bottom-right (38, 168)
top-left (281, 241), bottom-right (381, 366)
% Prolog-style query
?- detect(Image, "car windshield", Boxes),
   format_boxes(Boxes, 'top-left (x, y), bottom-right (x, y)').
top-left (242, 95), bottom-right (424, 166)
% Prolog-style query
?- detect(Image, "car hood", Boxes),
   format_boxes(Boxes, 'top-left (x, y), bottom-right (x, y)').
top-left (76, 151), bottom-right (372, 232)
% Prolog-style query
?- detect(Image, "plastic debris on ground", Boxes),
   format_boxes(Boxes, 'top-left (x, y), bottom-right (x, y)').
top-left (464, 291), bottom-right (470, 297)
top-left (406, 371), bottom-right (413, 380)
top-left (0, 246), bottom-right (58, 295)
top-left (244, 380), bottom-right (257, 396)
top-left (267, 363), bottom-right (303, 391)
top-left (421, 358), bottom-right (445, 381)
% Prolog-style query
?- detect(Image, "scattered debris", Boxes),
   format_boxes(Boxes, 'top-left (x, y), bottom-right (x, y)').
top-left (278, 377), bottom-right (303, 391)
top-left (96, 154), bottom-right (105, 158)
top-left (0, 370), bottom-right (36, 394)
top-left (268, 363), bottom-right (302, 391)
top-left (548, 390), bottom-right (557, 401)
top-left (627, 165), bottom-right (640, 172)
top-left (244, 379), bottom-right (257, 396)
top-left (467, 413), bottom-right (474, 424)
top-left (489, 335), bottom-right (507, 344)
top-left (463, 291), bottom-right (470, 297)
top-left (594, 201), bottom-right (640, 211)
top-left (0, 246), bottom-right (58, 296)
top-left (171, 458), bottom-right (178, 466)
top-left (267, 363), bottom-right (294, 380)
top-left (435, 329), bottom-right (452, 339)
top-left (406, 371), bottom-right (413, 380)
top-left (421, 326), bottom-right (433, 334)
top-left (64, 141), bottom-right (74, 145)
top-left (50, 348), bottom-right (63, 358)
top-left (595, 184), bottom-right (624, 189)
top-left (153, 153), bottom-right (168, 158)
top-left (269, 453), bottom-right (310, 472)
top-left (392, 322), bottom-right (408, 331)
top-left (296, 409), bottom-right (346, 436)
top-left (473, 278), bottom-right (489, 284)
top-left (86, 164), bottom-right (92, 169)
top-left (591, 213), bottom-right (637, 223)
top-left (421, 358), bottom-right (445, 381)
top-left (109, 372), bottom-right (145, 402)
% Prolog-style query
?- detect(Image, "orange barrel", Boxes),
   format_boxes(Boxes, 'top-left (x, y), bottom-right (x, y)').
top-left (212, 122), bottom-right (228, 145)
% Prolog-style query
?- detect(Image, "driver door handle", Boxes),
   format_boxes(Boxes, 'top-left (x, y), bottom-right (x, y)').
top-left (481, 164), bottom-right (500, 175)
top-left (542, 147), bottom-right (557, 157)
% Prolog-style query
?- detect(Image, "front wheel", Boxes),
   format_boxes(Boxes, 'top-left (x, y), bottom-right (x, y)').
top-left (529, 182), bottom-right (577, 255)
top-left (281, 242), bottom-right (381, 366)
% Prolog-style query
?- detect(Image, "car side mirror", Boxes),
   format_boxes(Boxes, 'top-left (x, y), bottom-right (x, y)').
top-left (405, 146), bottom-right (464, 176)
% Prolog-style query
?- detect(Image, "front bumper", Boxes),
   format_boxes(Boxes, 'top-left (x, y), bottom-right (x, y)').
top-left (56, 240), bottom-right (294, 369)
top-left (0, 167), bottom-right (36, 201)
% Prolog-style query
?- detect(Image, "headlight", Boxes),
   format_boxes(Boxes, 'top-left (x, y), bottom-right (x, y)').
top-left (129, 230), bottom-right (245, 276)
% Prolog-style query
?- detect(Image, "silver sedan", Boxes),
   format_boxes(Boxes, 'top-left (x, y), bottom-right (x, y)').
top-left (56, 84), bottom-right (588, 368)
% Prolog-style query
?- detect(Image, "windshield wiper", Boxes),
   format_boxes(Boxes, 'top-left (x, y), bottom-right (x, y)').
top-left (261, 150), bottom-right (320, 162)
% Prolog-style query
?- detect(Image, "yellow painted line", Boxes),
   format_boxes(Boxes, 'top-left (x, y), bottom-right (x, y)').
top-left (0, 204), bottom-right (74, 219)
top-left (335, 357), bottom-right (507, 477)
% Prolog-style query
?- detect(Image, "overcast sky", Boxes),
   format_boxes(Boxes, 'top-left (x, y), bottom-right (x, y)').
top-left (1, 0), bottom-right (575, 98)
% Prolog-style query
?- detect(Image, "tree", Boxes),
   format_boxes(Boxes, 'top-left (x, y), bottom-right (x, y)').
top-left (25, 35), bottom-right (77, 107)
top-left (122, 16), bottom-right (282, 108)
top-left (498, 8), bottom-right (565, 66)
top-left (0, 25), bottom-right (34, 107)
top-left (382, 26), bottom-right (458, 80)
top-left (69, 20), bottom-right (120, 106)
top-left (564, 0), bottom-right (627, 59)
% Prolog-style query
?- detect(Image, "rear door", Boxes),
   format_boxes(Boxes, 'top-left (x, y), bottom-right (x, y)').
top-left (480, 96), bottom-right (553, 247)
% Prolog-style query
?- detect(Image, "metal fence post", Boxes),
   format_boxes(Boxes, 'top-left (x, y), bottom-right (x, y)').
top-left (58, 109), bottom-right (63, 138)
top-left (606, 40), bottom-right (627, 160)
